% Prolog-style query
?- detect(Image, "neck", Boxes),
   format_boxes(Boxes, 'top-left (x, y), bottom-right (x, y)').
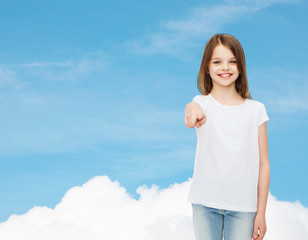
top-left (210, 86), bottom-right (241, 102)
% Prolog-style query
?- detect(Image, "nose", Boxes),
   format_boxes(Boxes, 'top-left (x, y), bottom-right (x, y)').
top-left (222, 62), bottom-right (229, 71)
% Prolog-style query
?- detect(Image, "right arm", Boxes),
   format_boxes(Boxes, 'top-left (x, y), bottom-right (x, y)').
top-left (184, 102), bottom-right (207, 128)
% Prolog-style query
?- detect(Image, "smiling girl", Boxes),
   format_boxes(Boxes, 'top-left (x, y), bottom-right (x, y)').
top-left (185, 34), bottom-right (270, 240)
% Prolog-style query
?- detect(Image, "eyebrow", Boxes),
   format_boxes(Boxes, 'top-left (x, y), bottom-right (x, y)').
top-left (211, 57), bottom-right (236, 60)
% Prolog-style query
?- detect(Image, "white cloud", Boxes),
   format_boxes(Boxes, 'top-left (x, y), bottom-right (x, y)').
top-left (249, 67), bottom-right (308, 114)
top-left (0, 176), bottom-right (307, 240)
top-left (0, 66), bottom-right (26, 89)
top-left (225, 0), bottom-right (299, 9)
top-left (16, 56), bottom-right (111, 82)
top-left (126, 0), bottom-right (298, 57)
top-left (0, 53), bottom-right (116, 155)
top-left (0, 53), bottom-right (112, 89)
top-left (126, 5), bottom-right (249, 57)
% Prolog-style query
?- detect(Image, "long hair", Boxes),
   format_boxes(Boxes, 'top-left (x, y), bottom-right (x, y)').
top-left (197, 33), bottom-right (252, 99)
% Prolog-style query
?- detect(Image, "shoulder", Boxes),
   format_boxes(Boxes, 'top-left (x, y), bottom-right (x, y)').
top-left (247, 99), bottom-right (269, 127)
top-left (192, 94), bottom-right (210, 112)
top-left (192, 94), bottom-right (211, 104)
top-left (246, 98), bottom-right (266, 110)
top-left (193, 94), bottom-right (210, 101)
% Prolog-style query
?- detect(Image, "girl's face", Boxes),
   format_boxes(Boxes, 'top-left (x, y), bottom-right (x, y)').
top-left (208, 44), bottom-right (239, 89)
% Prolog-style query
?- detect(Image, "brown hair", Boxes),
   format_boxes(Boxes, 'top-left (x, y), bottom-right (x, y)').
top-left (197, 33), bottom-right (252, 99)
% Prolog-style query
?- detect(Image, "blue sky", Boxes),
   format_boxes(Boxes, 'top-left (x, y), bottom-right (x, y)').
top-left (0, 0), bottom-right (307, 222)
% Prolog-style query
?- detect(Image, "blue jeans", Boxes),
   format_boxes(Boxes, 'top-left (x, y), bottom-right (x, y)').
top-left (192, 203), bottom-right (257, 240)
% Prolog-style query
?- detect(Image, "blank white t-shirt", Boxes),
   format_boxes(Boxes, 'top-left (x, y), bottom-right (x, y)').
top-left (187, 93), bottom-right (269, 212)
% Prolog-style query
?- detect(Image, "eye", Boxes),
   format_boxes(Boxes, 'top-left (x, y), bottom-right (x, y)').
top-left (213, 61), bottom-right (220, 64)
top-left (230, 60), bottom-right (237, 64)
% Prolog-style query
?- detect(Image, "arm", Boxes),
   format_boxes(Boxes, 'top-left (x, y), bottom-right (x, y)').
top-left (184, 102), bottom-right (206, 128)
top-left (252, 121), bottom-right (270, 240)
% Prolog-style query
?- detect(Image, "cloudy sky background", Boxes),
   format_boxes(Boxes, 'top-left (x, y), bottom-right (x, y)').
top-left (0, 0), bottom-right (308, 238)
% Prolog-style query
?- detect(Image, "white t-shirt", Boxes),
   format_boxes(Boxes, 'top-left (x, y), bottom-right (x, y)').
top-left (187, 93), bottom-right (269, 212)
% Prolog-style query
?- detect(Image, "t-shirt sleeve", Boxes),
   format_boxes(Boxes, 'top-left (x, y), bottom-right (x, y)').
top-left (192, 95), bottom-right (207, 113)
top-left (257, 103), bottom-right (269, 127)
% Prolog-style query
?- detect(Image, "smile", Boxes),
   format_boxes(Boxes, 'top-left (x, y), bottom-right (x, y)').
top-left (218, 73), bottom-right (232, 78)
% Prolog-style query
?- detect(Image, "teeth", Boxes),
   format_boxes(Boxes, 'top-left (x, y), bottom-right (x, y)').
top-left (220, 74), bottom-right (231, 77)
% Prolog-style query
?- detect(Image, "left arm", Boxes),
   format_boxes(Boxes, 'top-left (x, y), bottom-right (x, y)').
top-left (252, 121), bottom-right (270, 240)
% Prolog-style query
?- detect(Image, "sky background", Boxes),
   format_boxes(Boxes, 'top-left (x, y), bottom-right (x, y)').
top-left (0, 0), bottom-right (307, 224)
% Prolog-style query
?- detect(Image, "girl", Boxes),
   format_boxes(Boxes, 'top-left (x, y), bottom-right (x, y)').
top-left (184, 33), bottom-right (270, 240)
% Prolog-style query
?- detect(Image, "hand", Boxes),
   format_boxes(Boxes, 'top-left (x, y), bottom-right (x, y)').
top-left (184, 104), bottom-right (206, 128)
top-left (252, 213), bottom-right (267, 240)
